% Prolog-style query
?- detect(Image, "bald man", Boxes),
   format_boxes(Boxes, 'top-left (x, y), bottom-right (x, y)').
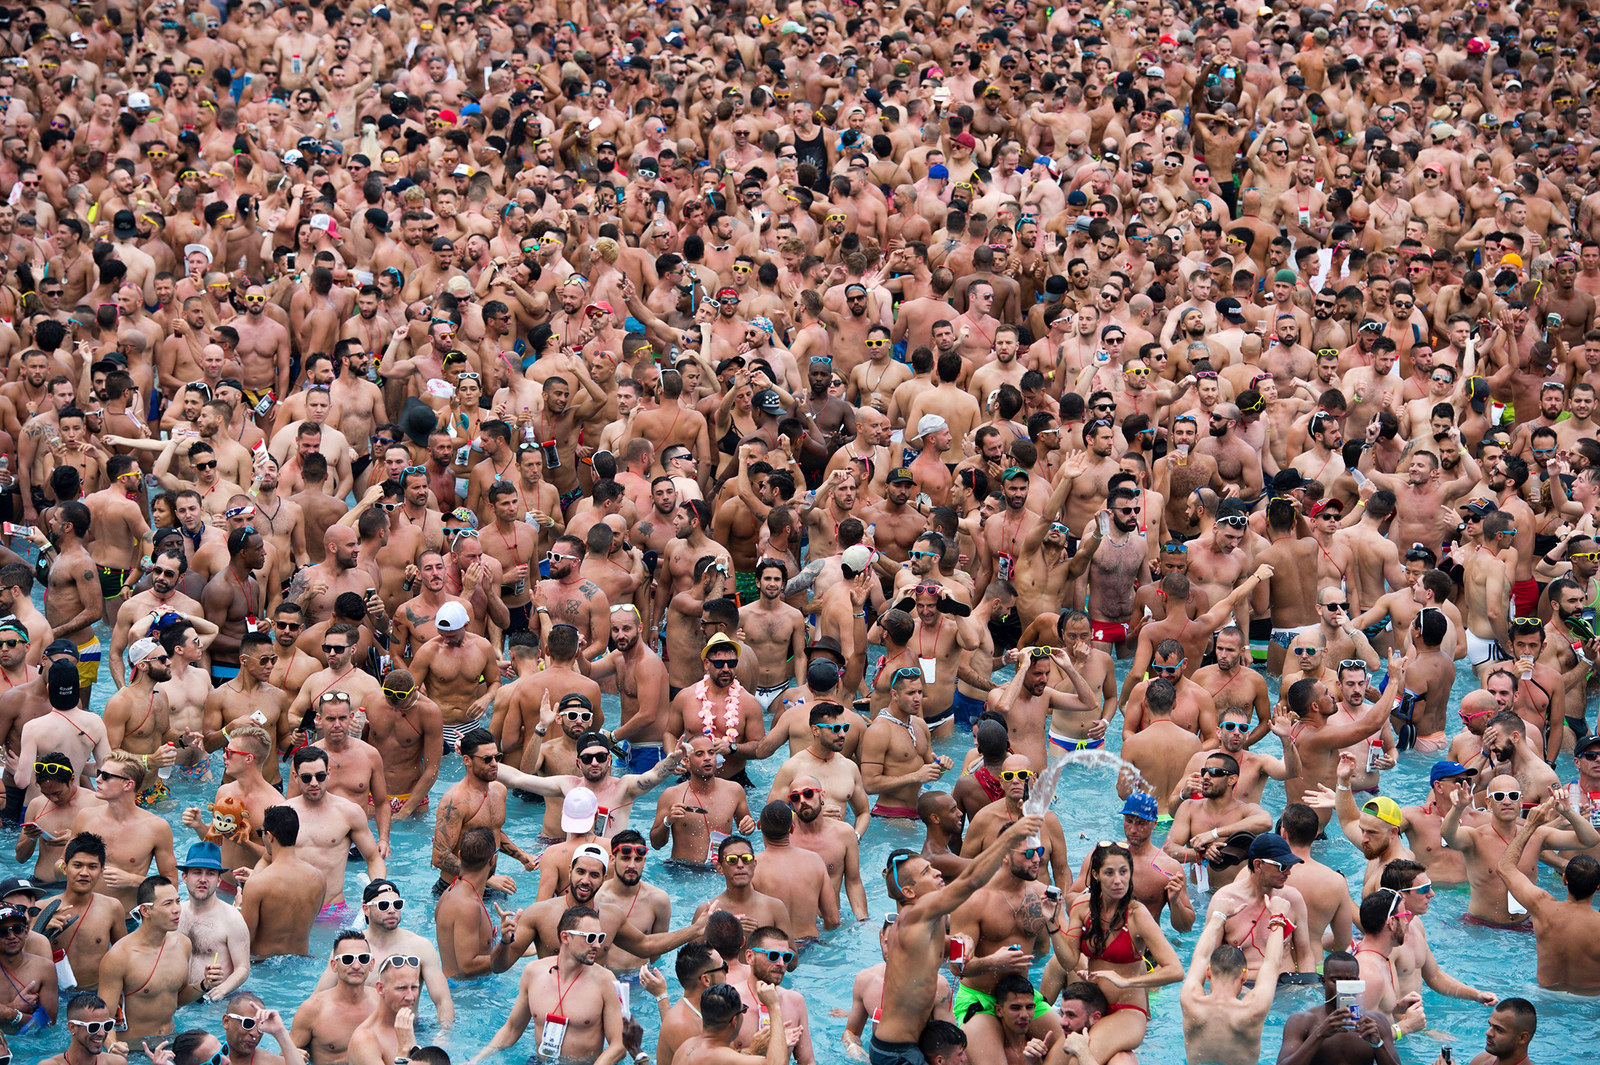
top-left (288, 525), bottom-right (381, 624)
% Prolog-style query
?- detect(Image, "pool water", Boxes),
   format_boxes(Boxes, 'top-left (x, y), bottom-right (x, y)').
top-left (8, 640), bottom-right (1592, 1064)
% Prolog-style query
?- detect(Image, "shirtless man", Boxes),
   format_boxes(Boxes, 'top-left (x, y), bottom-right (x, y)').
top-left (410, 603), bottom-right (501, 749)
top-left (17, 758), bottom-right (101, 889)
top-left (1179, 899), bottom-right (1289, 1065)
top-left (283, 746), bottom-right (386, 912)
top-left (361, 670), bottom-right (442, 821)
top-left (34, 833), bottom-right (124, 992)
top-left (1442, 774), bottom-right (1597, 928)
top-left (240, 805), bottom-right (328, 958)
top-left (1163, 751), bottom-right (1274, 890)
top-left (430, 728), bottom-right (537, 889)
top-left (860, 668), bottom-right (954, 821)
top-left (286, 694), bottom-right (389, 857)
top-left (41, 503), bottom-right (101, 703)
top-left (174, 841), bottom-right (250, 1002)
top-left (643, 728), bottom-right (752, 859)
top-left (766, 702), bottom-right (872, 836)
top-left (1496, 801), bottom-right (1600, 993)
top-left (582, 606), bottom-right (670, 770)
top-left (738, 560), bottom-right (807, 712)
top-left (662, 634), bottom-right (764, 785)
top-left (69, 751), bottom-right (177, 915)
top-left (291, 933), bottom-right (379, 1065)
top-left (97, 876), bottom-right (215, 1043)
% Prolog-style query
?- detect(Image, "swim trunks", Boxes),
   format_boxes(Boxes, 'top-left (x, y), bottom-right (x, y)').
top-left (75, 636), bottom-right (100, 689)
top-left (869, 1035), bottom-right (928, 1065)
top-left (1413, 732), bottom-right (1447, 753)
top-left (624, 742), bottom-right (665, 774)
top-left (871, 804), bottom-right (918, 819)
top-left (1049, 730), bottom-right (1105, 752)
top-left (924, 704), bottom-right (953, 729)
top-left (1511, 578), bottom-right (1538, 618)
top-left (98, 565), bottom-right (131, 600)
top-left (173, 760), bottom-right (211, 784)
top-left (735, 570), bottom-right (759, 605)
top-left (951, 984), bottom-right (1052, 1025)
top-left (209, 663), bottom-right (240, 687)
top-left (1465, 630), bottom-right (1508, 667)
top-left (1270, 623), bottom-right (1318, 650)
top-left (136, 777), bottom-right (169, 808)
top-left (506, 601), bottom-right (532, 634)
top-left (951, 689), bottom-right (985, 730)
top-left (1090, 619), bottom-right (1128, 644)
top-left (316, 900), bottom-right (356, 924)
top-left (369, 792), bottom-right (429, 815)
top-left (1462, 912), bottom-right (1533, 932)
top-left (754, 682), bottom-right (790, 712)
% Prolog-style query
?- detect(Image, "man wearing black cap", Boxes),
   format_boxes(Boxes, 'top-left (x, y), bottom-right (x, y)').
top-left (16, 660), bottom-right (109, 799)
top-left (1209, 832), bottom-right (1314, 979)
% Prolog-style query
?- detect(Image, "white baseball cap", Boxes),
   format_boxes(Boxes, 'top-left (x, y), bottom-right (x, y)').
top-left (841, 544), bottom-right (872, 573)
top-left (916, 413), bottom-right (949, 439)
top-left (561, 788), bottom-right (600, 835)
top-left (128, 638), bottom-right (164, 666)
top-left (127, 91), bottom-right (152, 111)
top-left (436, 601), bottom-right (469, 632)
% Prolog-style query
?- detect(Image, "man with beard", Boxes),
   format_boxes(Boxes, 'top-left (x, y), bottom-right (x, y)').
top-left (593, 830), bottom-right (676, 972)
top-left (534, 534), bottom-right (611, 653)
top-left (1356, 445), bottom-right (1480, 556)
top-left (650, 732), bottom-right (758, 863)
top-left (649, 941), bottom-right (730, 1065)
top-left (219, 992), bottom-right (301, 1065)
top-left (947, 835), bottom-right (1056, 1036)
top-left (481, 904), bottom-right (633, 1062)
top-left (435, 826), bottom-right (525, 978)
top-left (101, 639), bottom-right (186, 799)
top-left (663, 635), bottom-right (764, 784)
top-left (583, 604), bottom-right (669, 771)
top-left (200, 527), bottom-right (265, 687)
top-left (1072, 486), bottom-right (1151, 654)
top-left (247, 454), bottom-right (308, 570)
top-left (290, 693), bottom-right (388, 855)
top-left (767, 702), bottom-right (872, 836)
top-left (1164, 752), bottom-right (1275, 890)
top-left (786, 771), bottom-right (870, 920)
top-left (288, 524), bottom-right (379, 624)
top-left (391, 551), bottom-right (473, 665)
top-left (526, 370), bottom-right (610, 507)
top-left (410, 603), bottom-right (502, 750)
top-left (37, 992), bottom-right (125, 1065)
top-left (231, 284), bottom-right (292, 407)
top-left (175, 841), bottom-right (251, 1002)
top-left (17, 754), bottom-right (98, 888)
top-left (431, 729), bottom-right (536, 891)
top-left (496, 731), bottom-right (687, 839)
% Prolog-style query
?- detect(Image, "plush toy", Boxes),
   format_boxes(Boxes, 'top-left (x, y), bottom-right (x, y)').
top-left (202, 795), bottom-right (253, 846)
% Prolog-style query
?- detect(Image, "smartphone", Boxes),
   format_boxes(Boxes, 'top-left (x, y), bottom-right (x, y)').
top-left (286, 253), bottom-right (297, 271)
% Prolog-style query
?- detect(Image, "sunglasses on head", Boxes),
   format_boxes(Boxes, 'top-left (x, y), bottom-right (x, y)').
top-left (379, 953), bottom-right (422, 972)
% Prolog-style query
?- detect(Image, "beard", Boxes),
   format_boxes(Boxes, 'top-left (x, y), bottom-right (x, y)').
top-left (1209, 424), bottom-right (1228, 437)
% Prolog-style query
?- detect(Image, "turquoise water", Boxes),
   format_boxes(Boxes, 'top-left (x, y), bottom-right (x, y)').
top-left (6, 641), bottom-right (1593, 1063)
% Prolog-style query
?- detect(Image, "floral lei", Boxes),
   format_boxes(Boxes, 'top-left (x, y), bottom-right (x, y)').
top-left (694, 677), bottom-right (745, 740)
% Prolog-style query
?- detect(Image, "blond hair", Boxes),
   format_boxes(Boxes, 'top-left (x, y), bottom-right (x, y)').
top-left (105, 749), bottom-right (147, 791)
top-left (228, 724), bottom-right (272, 761)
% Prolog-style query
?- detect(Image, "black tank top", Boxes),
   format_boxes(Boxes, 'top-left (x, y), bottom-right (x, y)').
top-left (793, 127), bottom-right (829, 190)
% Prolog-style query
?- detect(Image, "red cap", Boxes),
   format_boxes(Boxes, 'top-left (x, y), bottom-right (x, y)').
top-left (438, 109), bottom-right (457, 124)
top-left (953, 132), bottom-right (976, 149)
top-left (1309, 498), bottom-right (1345, 517)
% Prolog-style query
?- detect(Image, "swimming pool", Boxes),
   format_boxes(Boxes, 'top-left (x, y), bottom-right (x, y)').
top-left (6, 646), bottom-right (1590, 1064)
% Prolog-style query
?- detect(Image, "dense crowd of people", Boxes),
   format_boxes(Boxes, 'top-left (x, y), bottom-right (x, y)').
top-left (0, 0), bottom-right (1596, 1063)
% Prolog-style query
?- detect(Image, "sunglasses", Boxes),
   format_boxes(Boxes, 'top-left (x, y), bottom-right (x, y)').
top-left (578, 751), bottom-right (611, 765)
top-left (379, 953), bottom-right (422, 972)
top-left (1001, 770), bottom-right (1034, 781)
top-left (322, 644), bottom-right (351, 655)
top-left (300, 771), bottom-right (329, 783)
top-left (564, 931), bottom-right (608, 945)
top-left (612, 845), bottom-right (648, 859)
top-left (1488, 790), bottom-right (1522, 803)
top-left (97, 770), bottom-right (130, 783)
top-left (1323, 602), bottom-right (1351, 612)
top-left (1400, 881), bottom-right (1434, 895)
top-left (275, 621), bottom-right (302, 631)
top-left (815, 723), bottom-right (850, 735)
top-left (226, 1013), bottom-right (259, 1030)
top-left (369, 897), bottom-right (405, 911)
top-left (1018, 846), bottom-right (1045, 859)
top-left (707, 658), bottom-right (739, 670)
top-left (192, 460), bottom-right (218, 470)
top-left (1218, 721), bottom-right (1250, 733)
top-left (1339, 660), bottom-right (1369, 673)
top-left (562, 710), bottom-right (594, 722)
top-left (721, 853), bottom-right (757, 866)
top-left (1291, 646), bottom-right (1319, 657)
top-left (1199, 766), bottom-right (1237, 778)
top-left (1151, 662), bottom-right (1185, 676)
top-left (751, 948), bottom-right (794, 964)
top-left (336, 952), bottom-right (373, 965)
top-left (70, 1019), bottom-right (117, 1035)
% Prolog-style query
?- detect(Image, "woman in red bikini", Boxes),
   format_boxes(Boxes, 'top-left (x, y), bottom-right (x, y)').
top-left (1046, 841), bottom-right (1183, 1061)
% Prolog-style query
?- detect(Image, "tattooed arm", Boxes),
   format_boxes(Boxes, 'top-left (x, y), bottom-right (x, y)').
top-left (431, 792), bottom-right (465, 877)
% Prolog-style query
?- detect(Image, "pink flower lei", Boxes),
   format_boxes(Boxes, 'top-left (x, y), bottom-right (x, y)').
top-left (694, 677), bottom-right (744, 740)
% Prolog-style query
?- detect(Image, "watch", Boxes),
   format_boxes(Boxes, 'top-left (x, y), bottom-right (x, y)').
top-left (728, 741), bottom-right (740, 755)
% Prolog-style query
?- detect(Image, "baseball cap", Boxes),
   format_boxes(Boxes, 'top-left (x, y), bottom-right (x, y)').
top-left (1576, 734), bottom-right (1600, 755)
top-left (363, 879), bottom-right (401, 903)
top-left (45, 639), bottom-right (79, 660)
top-left (0, 876), bottom-right (42, 899)
top-left (841, 545), bottom-right (872, 573)
top-left (1465, 376), bottom-right (1490, 414)
top-left (561, 788), bottom-right (601, 834)
top-left (916, 414), bottom-right (949, 439)
top-left (1308, 498), bottom-right (1344, 518)
top-left (1361, 796), bottom-right (1403, 827)
top-left (48, 659), bottom-right (79, 710)
top-left (0, 906), bottom-right (26, 927)
top-left (128, 638), bottom-right (164, 666)
top-left (753, 389), bottom-right (784, 415)
top-left (1464, 498), bottom-right (1499, 519)
top-left (1502, 253), bottom-right (1525, 268)
top-left (1270, 469), bottom-right (1305, 493)
top-left (1274, 268), bottom-right (1297, 284)
top-left (1216, 297), bottom-right (1245, 322)
top-left (1429, 761), bottom-right (1479, 785)
top-left (572, 841), bottom-right (610, 871)
top-left (127, 90), bottom-right (152, 111)
top-left (559, 693), bottom-right (594, 711)
top-left (928, 164), bottom-right (949, 181)
top-left (953, 132), bottom-right (976, 149)
top-left (451, 164), bottom-right (472, 178)
top-left (435, 602), bottom-right (469, 632)
top-left (178, 841), bottom-right (225, 871)
top-left (886, 466), bottom-right (915, 485)
top-left (1121, 793), bottom-right (1158, 822)
top-left (309, 213), bottom-right (342, 240)
top-left (1246, 832), bottom-right (1302, 868)
top-left (112, 210), bottom-right (138, 239)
